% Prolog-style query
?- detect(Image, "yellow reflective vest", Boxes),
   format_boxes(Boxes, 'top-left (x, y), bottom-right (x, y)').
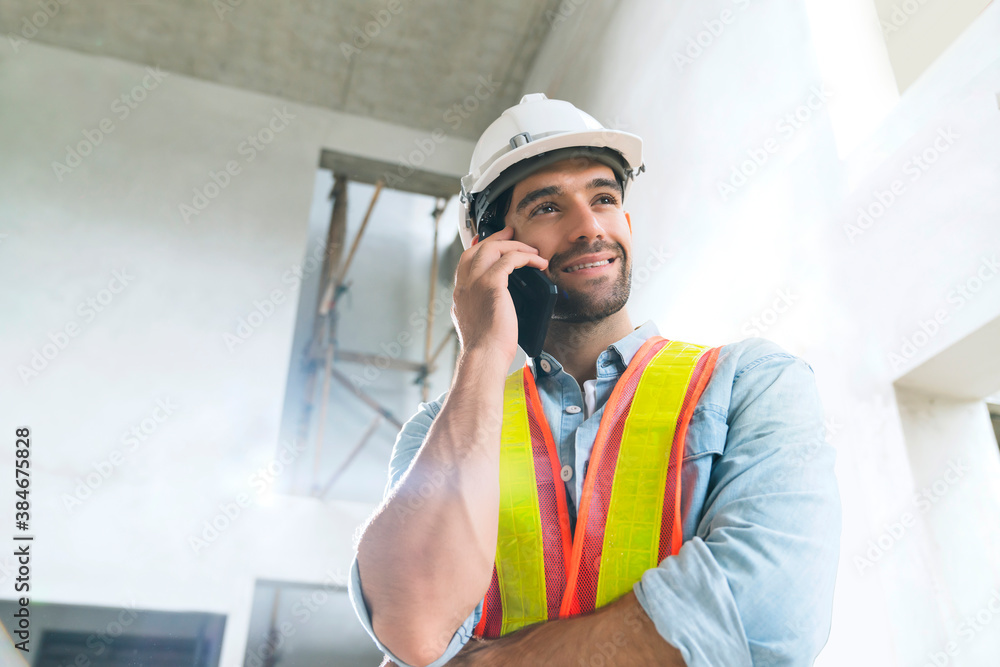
top-left (474, 336), bottom-right (721, 638)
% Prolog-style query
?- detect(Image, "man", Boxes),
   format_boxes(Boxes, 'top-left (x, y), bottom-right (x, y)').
top-left (349, 94), bottom-right (841, 666)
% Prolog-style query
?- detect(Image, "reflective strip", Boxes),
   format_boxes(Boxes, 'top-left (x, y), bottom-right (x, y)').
top-left (663, 345), bottom-right (719, 560)
top-left (595, 340), bottom-right (709, 607)
top-left (495, 369), bottom-right (548, 635)
top-left (561, 336), bottom-right (665, 618)
top-left (522, 366), bottom-right (573, 619)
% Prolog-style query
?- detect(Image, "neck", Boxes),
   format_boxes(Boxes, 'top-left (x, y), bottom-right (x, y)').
top-left (542, 308), bottom-right (634, 385)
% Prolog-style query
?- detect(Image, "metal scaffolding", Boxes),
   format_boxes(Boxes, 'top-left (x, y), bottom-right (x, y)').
top-left (295, 150), bottom-right (461, 497)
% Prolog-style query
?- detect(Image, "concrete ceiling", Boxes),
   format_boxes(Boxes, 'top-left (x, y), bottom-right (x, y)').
top-left (1, 0), bottom-right (562, 140)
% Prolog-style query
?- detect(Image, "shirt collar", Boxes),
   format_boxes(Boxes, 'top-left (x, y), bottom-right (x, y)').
top-left (530, 320), bottom-right (660, 379)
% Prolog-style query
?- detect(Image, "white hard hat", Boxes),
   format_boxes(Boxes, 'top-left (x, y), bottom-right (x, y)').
top-left (458, 93), bottom-right (644, 250)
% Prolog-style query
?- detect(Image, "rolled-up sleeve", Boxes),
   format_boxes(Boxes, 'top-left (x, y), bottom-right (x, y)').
top-left (634, 343), bottom-right (842, 666)
top-left (348, 391), bottom-right (483, 666)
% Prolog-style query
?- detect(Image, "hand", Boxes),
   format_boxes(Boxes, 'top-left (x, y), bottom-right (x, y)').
top-left (451, 226), bottom-right (548, 368)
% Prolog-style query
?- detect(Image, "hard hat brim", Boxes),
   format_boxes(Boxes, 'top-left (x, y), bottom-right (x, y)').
top-left (463, 128), bottom-right (642, 202)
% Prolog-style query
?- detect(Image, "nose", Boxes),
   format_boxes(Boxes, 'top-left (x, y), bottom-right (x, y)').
top-left (562, 196), bottom-right (606, 243)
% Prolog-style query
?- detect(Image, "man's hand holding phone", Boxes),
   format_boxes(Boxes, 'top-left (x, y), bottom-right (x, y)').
top-left (451, 225), bottom-right (549, 369)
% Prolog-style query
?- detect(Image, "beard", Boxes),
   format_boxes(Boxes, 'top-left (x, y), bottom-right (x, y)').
top-left (549, 242), bottom-right (631, 323)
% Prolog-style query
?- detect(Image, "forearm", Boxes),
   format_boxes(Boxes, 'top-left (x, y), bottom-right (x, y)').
top-left (448, 591), bottom-right (685, 667)
top-left (357, 348), bottom-right (508, 666)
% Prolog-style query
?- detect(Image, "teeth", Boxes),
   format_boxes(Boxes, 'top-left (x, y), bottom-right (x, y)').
top-left (566, 259), bottom-right (611, 273)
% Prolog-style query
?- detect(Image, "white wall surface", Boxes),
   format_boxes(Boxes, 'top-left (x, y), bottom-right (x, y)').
top-left (895, 388), bottom-right (1000, 667)
top-left (0, 40), bottom-right (473, 665)
top-left (527, 0), bottom-right (1000, 665)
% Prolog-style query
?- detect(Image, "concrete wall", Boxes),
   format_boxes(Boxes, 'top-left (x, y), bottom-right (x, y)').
top-left (0, 40), bottom-right (473, 665)
top-left (526, 0), bottom-right (1000, 664)
top-left (895, 388), bottom-right (1000, 667)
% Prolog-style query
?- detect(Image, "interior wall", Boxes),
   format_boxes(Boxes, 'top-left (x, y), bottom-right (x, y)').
top-left (0, 40), bottom-right (474, 665)
top-left (873, 0), bottom-right (995, 93)
top-left (523, 0), bottom-right (1000, 664)
top-left (895, 387), bottom-right (1000, 667)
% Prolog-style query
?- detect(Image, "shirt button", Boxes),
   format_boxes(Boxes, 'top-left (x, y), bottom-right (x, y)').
top-left (560, 465), bottom-right (573, 481)
top-left (565, 405), bottom-right (582, 414)
top-left (539, 359), bottom-right (552, 373)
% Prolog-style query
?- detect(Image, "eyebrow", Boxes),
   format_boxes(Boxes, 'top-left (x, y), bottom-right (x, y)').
top-left (515, 185), bottom-right (562, 215)
top-left (589, 177), bottom-right (623, 196)
top-left (514, 178), bottom-right (623, 215)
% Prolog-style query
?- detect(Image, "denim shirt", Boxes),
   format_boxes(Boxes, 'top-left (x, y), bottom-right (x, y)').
top-left (349, 321), bottom-right (842, 666)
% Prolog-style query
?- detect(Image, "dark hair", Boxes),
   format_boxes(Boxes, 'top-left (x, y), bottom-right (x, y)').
top-left (477, 187), bottom-right (514, 240)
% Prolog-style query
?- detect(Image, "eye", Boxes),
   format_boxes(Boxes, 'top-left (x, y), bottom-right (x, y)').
top-left (594, 193), bottom-right (619, 206)
top-left (529, 202), bottom-right (558, 217)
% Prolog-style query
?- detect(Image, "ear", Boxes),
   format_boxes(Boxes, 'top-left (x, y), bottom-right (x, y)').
top-left (625, 211), bottom-right (632, 235)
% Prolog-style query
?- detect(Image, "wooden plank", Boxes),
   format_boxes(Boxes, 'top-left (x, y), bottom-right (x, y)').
top-left (319, 148), bottom-right (460, 200)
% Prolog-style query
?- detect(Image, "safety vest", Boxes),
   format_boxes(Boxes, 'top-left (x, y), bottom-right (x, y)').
top-left (473, 336), bottom-right (720, 638)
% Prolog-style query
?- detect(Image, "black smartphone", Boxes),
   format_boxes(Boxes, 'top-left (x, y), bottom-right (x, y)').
top-left (479, 228), bottom-right (558, 358)
top-left (508, 266), bottom-right (558, 358)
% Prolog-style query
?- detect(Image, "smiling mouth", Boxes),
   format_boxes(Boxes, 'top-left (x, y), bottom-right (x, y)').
top-left (563, 258), bottom-right (615, 274)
